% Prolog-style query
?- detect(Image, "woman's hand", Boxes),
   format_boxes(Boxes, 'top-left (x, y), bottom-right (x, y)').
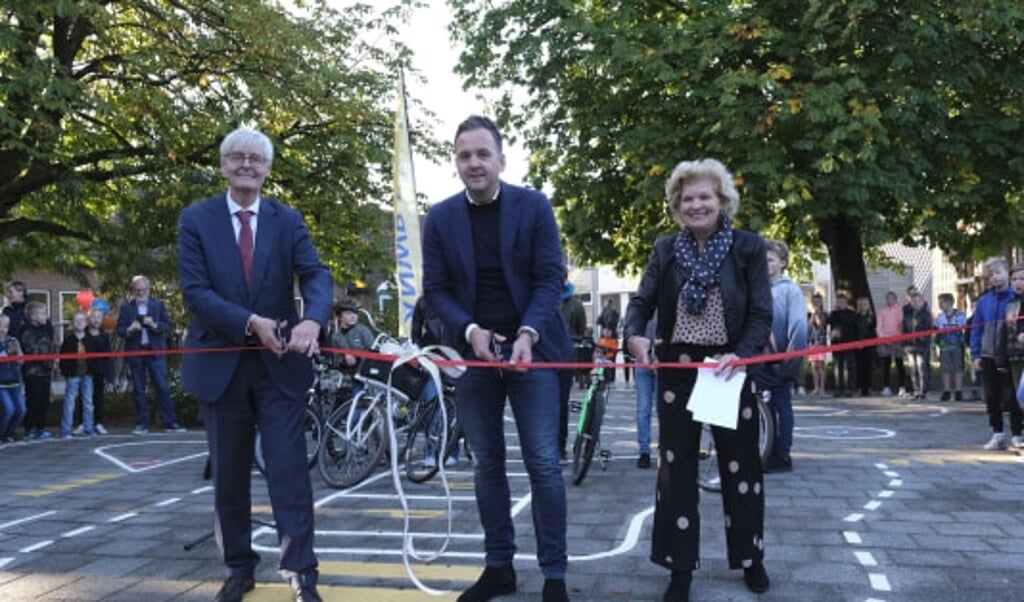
top-left (712, 352), bottom-right (745, 381)
top-left (629, 336), bottom-right (653, 367)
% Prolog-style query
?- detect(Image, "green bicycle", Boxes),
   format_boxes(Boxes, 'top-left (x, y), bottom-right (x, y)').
top-left (570, 355), bottom-right (612, 485)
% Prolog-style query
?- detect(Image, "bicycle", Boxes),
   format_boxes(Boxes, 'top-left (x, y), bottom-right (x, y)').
top-left (253, 354), bottom-right (350, 475)
top-left (402, 378), bottom-right (464, 483)
top-left (697, 386), bottom-right (775, 493)
top-left (570, 354), bottom-right (612, 486)
top-left (317, 334), bottom-right (444, 489)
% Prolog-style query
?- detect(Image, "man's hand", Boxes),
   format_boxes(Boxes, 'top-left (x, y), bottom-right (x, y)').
top-left (249, 315), bottom-right (286, 356)
top-left (469, 327), bottom-right (500, 362)
top-left (128, 320), bottom-right (142, 332)
top-left (508, 332), bottom-right (532, 369)
top-left (286, 319), bottom-right (321, 357)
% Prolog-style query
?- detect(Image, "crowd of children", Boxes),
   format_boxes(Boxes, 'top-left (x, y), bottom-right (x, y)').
top-left (0, 281), bottom-right (114, 446)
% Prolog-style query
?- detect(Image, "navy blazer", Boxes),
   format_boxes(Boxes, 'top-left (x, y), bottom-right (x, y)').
top-left (623, 229), bottom-right (772, 360)
top-left (177, 194), bottom-right (333, 402)
top-left (422, 183), bottom-right (572, 363)
top-left (116, 298), bottom-right (172, 351)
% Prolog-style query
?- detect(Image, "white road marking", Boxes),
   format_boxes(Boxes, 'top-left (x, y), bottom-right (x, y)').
top-left (888, 479), bottom-right (903, 487)
top-left (62, 525), bottom-right (96, 538)
top-left (843, 531), bottom-right (862, 544)
top-left (855, 551), bottom-right (877, 566)
top-left (19, 540), bottom-right (53, 553)
top-left (878, 490), bottom-right (894, 498)
top-left (0, 557), bottom-right (12, 569)
top-left (0, 510), bottom-right (57, 531)
top-left (154, 497), bottom-right (180, 507)
top-left (864, 500), bottom-right (882, 511)
top-left (844, 513), bottom-right (864, 522)
top-left (92, 441), bottom-right (208, 473)
top-left (108, 512), bottom-right (137, 523)
top-left (869, 573), bottom-right (892, 591)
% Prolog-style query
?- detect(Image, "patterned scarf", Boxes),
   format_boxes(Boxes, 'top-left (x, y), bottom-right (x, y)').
top-left (674, 215), bottom-right (734, 315)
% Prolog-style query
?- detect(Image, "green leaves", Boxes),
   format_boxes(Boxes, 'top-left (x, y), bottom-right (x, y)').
top-left (449, 0), bottom-right (1024, 292)
top-left (0, 0), bottom-right (437, 295)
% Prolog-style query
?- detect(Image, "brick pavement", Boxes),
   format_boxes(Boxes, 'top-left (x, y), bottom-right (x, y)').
top-left (0, 384), bottom-right (1022, 601)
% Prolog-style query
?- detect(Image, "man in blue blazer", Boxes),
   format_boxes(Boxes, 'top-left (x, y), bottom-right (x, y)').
top-left (422, 115), bottom-right (573, 602)
top-left (115, 274), bottom-right (183, 433)
top-left (177, 127), bottom-right (332, 602)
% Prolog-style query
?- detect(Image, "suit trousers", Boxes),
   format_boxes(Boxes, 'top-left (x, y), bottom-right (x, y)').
top-left (200, 351), bottom-right (318, 585)
top-left (652, 344), bottom-right (765, 572)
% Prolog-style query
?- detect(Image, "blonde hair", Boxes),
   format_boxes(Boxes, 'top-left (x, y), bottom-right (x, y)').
top-left (665, 158), bottom-right (741, 225)
top-left (983, 256), bottom-right (1007, 274)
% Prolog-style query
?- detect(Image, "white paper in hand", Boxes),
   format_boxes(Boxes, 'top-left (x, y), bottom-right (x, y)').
top-left (686, 358), bottom-right (743, 430)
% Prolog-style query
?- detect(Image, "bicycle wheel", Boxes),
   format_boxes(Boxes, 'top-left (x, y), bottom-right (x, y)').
top-left (254, 406), bottom-right (321, 475)
top-left (317, 394), bottom-right (387, 489)
top-left (571, 385), bottom-right (605, 485)
top-left (757, 395), bottom-right (776, 465)
top-left (404, 394), bottom-right (459, 483)
top-left (697, 424), bottom-right (721, 492)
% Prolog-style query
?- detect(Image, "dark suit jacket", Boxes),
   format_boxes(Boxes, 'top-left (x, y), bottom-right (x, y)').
top-left (623, 229), bottom-right (772, 360)
top-left (422, 183), bottom-right (572, 363)
top-left (177, 194), bottom-right (333, 402)
top-left (116, 298), bottom-right (172, 351)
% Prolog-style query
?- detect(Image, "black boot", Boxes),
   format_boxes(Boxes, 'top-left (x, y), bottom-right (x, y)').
top-left (542, 578), bottom-right (569, 602)
top-left (743, 561), bottom-right (770, 593)
top-left (458, 565), bottom-right (516, 602)
top-left (663, 570), bottom-right (691, 602)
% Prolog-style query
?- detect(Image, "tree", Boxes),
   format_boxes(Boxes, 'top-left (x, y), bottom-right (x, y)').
top-left (448, 0), bottom-right (1024, 297)
top-left (1, 0), bottom-right (443, 296)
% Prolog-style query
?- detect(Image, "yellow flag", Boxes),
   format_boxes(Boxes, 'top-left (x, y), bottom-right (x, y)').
top-left (393, 71), bottom-right (421, 338)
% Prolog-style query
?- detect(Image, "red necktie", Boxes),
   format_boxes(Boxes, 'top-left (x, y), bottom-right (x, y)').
top-left (237, 210), bottom-right (254, 286)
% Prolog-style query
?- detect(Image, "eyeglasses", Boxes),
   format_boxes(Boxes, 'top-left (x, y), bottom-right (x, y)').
top-left (224, 152), bottom-right (268, 166)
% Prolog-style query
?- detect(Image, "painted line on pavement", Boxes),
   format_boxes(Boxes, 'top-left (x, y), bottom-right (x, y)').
top-left (61, 525), bottom-right (96, 538)
top-left (14, 472), bottom-right (124, 497)
top-left (0, 510), bottom-right (57, 530)
top-left (19, 540), bottom-right (53, 553)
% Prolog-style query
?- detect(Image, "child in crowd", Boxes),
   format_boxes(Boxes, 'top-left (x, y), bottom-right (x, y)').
top-left (84, 307), bottom-right (113, 435)
top-left (0, 315), bottom-right (26, 444)
top-left (875, 291), bottom-right (906, 396)
top-left (827, 294), bottom-right (858, 397)
top-left (970, 256), bottom-right (1023, 450)
top-left (597, 326), bottom-right (618, 384)
top-left (934, 293), bottom-right (967, 401)
top-left (20, 301), bottom-right (55, 440)
top-left (807, 293), bottom-right (828, 396)
top-left (59, 312), bottom-right (96, 438)
top-left (903, 292), bottom-right (933, 400)
top-left (854, 296), bottom-right (876, 396)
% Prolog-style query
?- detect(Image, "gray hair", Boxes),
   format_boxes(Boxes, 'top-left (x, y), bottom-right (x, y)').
top-left (219, 127), bottom-right (274, 165)
top-left (665, 158), bottom-right (741, 224)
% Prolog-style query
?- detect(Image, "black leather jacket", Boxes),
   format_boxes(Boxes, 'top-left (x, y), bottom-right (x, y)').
top-left (623, 229), bottom-right (772, 360)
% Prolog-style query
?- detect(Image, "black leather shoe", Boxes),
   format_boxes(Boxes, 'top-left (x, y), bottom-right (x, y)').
top-left (542, 578), bottom-right (569, 602)
top-left (294, 585), bottom-right (323, 602)
top-left (663, 570), bottom-right (691, 602)
top-left (458, 564), bottom-right (517, 601)
top-left (743, 561), bottom-right (770, 593)
top-left (214, 575), bottom-right (255, 602)
top-left (637, 452), bottom-right (651, 469)
top-left (763, 456), bottom-right (792, 473)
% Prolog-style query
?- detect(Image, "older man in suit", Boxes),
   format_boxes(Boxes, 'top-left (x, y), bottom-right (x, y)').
top-left (423, 115), bottom-right (573, 602)
top-left (177, 127), bottom-right (332, 602)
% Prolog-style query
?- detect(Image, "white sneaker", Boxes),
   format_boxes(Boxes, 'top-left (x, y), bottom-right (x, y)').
top-left (897, 387), bottom-right (907, 397)
top-left (422, 456), bottom-right (437, 469)
top-left (880, 387), bottom-right (892, 396)
top-left (444, 456), bottom-right (458, 467)
top-left (95, 424), bottom-right (107, 435)
top-left (1010, 435), bottom-right (1024, 449)
top-left (796, 386), bottom-right (807, 397)
top-left (72, 424), bottom-right (85, 436)
top-left (983, 433), bottom-right (1007, 450)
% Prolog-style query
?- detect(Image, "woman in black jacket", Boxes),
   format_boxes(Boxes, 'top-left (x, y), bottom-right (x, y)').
top-left (624, 158), bottom-right (772, 602)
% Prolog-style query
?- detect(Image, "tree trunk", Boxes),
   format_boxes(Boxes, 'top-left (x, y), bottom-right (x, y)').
top-left (817, 214), bottom-right (871, 304)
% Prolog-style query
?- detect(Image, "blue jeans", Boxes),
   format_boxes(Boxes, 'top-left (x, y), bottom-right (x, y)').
top-left (634, 367), bottom-right (657, 455)
top-left (128, 356), bottom-right (176, 429)
top-left (455, 366), bottom-right (566, 579)
top-left (62, 375), bottom-right (94, 436)
top-left (758, 370), bottom-right (793, 461)
top-left (0, 385), bottom-right (26, 440)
